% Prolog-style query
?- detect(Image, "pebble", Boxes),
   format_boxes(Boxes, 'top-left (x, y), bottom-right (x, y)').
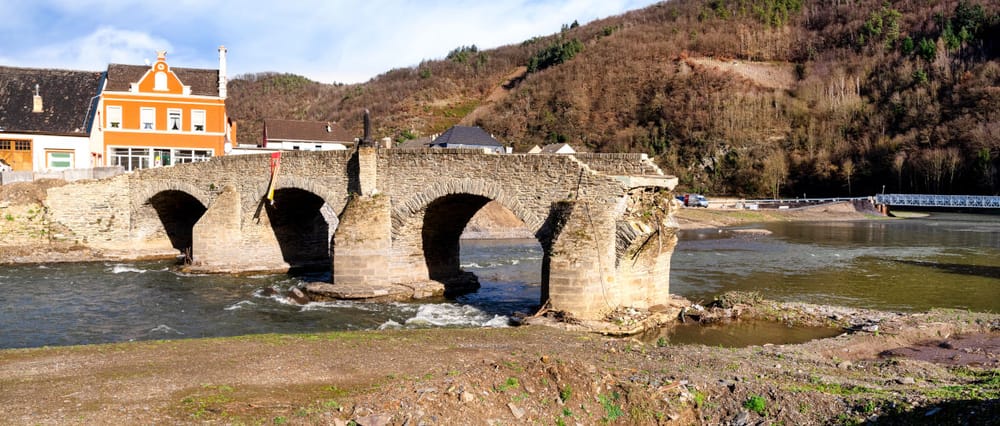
top-left (355, 414), bottom-right (391, 426)
top-left (507, 403), bottom-right (525, 419)
top-left (897, 377), bottom-right (916, 385)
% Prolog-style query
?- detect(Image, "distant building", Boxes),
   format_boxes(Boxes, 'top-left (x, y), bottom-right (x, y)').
top-left (0, 66), bottom-right (103, 171)
top-left (431, 125), bottom-right (508, 153)
top-left (262, 119), bottom-right (355, 151)
top-left (96, 48), bottom-right (232, 170)
top-left (539, 143), bottom-right (576, 154)
top-left (525, 145), bottom-right (543, 154)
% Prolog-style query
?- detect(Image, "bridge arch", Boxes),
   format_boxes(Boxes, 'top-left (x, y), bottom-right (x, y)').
top-left (390, 179), bottom-right (543, 239)
top-left (389, 179), bottom-right (551, 297)
top-left (131, 182), bottom-right (212, 255)
top-left (255, 177), bottom-right (346, 272)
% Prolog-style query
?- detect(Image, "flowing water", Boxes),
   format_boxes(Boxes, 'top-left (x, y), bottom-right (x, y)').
top-left (672, 212), bottom-right (1000, 312)
top-left (0, 212), bottom-right (997, 349)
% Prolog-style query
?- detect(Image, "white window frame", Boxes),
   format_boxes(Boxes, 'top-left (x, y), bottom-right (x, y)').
top-left (167, 108), bottom-right (182, 131)
top-left (173, 149), bottom-right (213, 164)
top-left (106, 105), bottom-right (122, 129)
top-left (191, 110), bottom-right (206, 132)
top-left (110, 147), bottom-right (151, 171)
top-left (140, 107), bottom-right (155, 130)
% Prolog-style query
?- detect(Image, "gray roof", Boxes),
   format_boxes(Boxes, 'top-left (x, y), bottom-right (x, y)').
top-left (0, 66), bottom-right (103, 135)
top-left (105, 64), bottom-right (220, 97)
top-left (432, 126), bottom-right (503, 147)
top-left (540, 143), bottom-right (575, 153)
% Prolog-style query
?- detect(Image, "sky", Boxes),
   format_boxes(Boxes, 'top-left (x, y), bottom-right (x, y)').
top-left (0, 0), bottom-right (660, 84)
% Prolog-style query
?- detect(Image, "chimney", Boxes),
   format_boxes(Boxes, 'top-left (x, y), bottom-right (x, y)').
top-left (218, 45), bottom-right (228, 99)
top-left (32, 84), bottom-right (42, 113)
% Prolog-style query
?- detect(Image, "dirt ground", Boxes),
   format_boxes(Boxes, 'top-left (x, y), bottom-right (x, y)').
top-left (1, 301), bottom-right (997, 425)
top-left (673, 201), bottom-right (877, 230)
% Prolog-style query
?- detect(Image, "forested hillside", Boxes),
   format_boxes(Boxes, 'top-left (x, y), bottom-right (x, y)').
top-left (226, 0), bottom-right (1000, 197)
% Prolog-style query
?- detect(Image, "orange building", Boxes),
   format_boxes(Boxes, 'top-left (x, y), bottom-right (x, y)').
top-left (94, 47), bottom-right (233, 170)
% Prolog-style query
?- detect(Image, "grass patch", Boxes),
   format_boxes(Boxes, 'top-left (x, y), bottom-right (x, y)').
top-left (743, 395), bottom-right (766, 415)
top-left (599, 392), bottom-right (624, 422)
top-left (495, 377), bottom-right (520, 393)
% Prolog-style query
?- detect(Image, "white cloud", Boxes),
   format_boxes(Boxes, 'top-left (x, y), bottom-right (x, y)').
top-left (4, 26), bottom-right (171, 71)
top-left (1, 0), bottom-right (661, 81)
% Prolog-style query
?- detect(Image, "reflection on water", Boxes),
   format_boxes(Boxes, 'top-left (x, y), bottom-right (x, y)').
top-left (671, 212), bottom-right (1000, 312)
top-left (642, 320), bottom-right (843, 348)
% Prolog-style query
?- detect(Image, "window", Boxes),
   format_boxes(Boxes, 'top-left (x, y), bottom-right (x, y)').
top-left (15, 140), bottom-right (30, 150)
top-left (111, 147), bottom-right (150, 171)
top-left (191, 110), bottom-right (206, 132)
top-left (153, 148), bottom-right (172, 167)
top-left (106, 106), bottom-right (122, 128)
top-left (140, 108), bottom-right (155, 130)
top-left (0, 140), bottom-right (8, 150)
top-left (46, 151), bottom-right (74, 169)
top-left (154, 71), bottom-right (167, 91)
top-left (167, 109), bottom-right (182, 131)
top-left (173, 149), bottom-right (213, 164)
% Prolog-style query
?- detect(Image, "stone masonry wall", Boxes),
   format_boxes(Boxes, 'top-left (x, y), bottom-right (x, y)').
top-left (45, 175), bottom-right (135, 250)
top-left (572, 153), bottom-right (664, 176)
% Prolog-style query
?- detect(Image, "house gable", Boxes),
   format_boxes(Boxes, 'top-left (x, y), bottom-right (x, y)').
top-left (133, 51), bottom-right (188, 95)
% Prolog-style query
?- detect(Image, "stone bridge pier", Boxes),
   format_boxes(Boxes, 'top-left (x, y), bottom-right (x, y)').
top-left (43, 148), bottom-right (678, 321)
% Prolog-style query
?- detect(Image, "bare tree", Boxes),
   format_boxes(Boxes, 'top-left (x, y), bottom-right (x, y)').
top-left (842, 158), bottom-right (855, 195)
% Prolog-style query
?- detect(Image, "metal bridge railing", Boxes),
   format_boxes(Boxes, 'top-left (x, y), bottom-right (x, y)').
top-left (875, 194), bottom-right (1000, 208)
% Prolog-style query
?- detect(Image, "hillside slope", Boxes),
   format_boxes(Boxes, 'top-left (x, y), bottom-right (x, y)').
top-left (226, 0), bottom-right (1000, 197)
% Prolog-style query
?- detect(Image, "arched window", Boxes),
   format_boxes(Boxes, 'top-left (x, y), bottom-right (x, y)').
top-left (154, 72), bottom-right (167, 91)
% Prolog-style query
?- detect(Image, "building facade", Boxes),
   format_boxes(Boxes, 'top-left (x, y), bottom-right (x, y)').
top-left (262, 119), bottom-right (354, 151)
top-left (0, 67), bottom-right (103, 171)
top-left (95, 48), bottom-right (231, 171)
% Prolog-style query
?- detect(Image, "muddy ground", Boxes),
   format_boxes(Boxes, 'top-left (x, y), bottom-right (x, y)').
top-left (1, 300), bottom-right (997, 425)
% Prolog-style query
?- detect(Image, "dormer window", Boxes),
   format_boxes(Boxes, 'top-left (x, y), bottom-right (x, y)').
top-left (168, 109), bottom-right (182, 131)
top-left (140, 107), bottom-right (155, 130)
top-left (106, 105), bottom-right (122, 129)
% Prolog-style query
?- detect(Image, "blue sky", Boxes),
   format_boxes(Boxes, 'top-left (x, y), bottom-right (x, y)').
top-left (0, 0), bottom-right (660, 84)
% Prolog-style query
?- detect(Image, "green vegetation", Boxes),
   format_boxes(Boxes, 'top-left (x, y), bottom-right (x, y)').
top-left (744, 394), bottom-right (767, 415)
top-left (495, 377), bottom-right (520, 392)
top-left (599, 392), bottom-right (625, 422)
top-left (559, 384), bottom-right (573, 403)
top-left (526, 38), bottom-right (584, 73)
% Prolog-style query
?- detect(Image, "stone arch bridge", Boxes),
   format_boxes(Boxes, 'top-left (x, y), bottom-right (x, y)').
top-left (45, 148), bottom-right (679, 319)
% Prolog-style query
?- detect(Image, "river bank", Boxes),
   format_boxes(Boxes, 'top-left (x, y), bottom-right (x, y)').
top-left (673, 201), bottom-right (879, 230)
top-left (1, 299), bottom-right (997, 425)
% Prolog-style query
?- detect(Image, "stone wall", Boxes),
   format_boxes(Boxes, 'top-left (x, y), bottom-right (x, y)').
top-left (572, 153), bottom-right (664, 176)
top-left (45, 175), bottom-right (135, 250)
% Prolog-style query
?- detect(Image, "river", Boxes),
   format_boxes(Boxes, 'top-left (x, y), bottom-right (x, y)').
top-left (1, 212), bottom-right (997, 349)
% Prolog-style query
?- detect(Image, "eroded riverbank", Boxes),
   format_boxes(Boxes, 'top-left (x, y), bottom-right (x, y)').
top-left (1, 301), bottom-right (997, 425)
